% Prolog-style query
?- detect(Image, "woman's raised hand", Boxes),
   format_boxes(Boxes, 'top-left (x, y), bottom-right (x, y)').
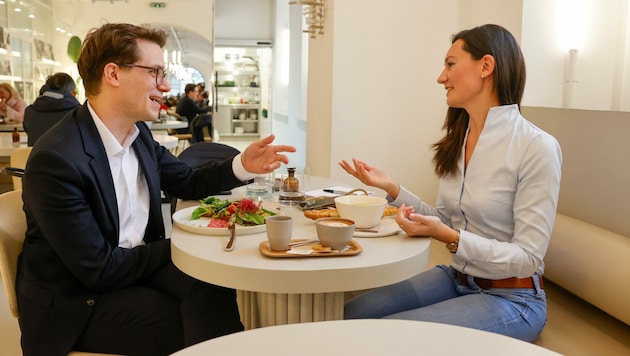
top-left (338, 158), bottom-right (399, 198)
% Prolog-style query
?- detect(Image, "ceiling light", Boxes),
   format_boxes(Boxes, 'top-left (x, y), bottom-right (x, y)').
top-left (289, 0), bottom-right (325, 38)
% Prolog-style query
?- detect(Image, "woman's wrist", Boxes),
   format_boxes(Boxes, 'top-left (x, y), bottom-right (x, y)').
top-left (445, 229), bottom-right (460, 254)
top-left (384, 182), bottom-right (400, 200)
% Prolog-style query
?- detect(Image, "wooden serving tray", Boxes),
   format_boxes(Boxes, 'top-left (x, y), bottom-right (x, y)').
top-left (259, 239), bottom-right (362, 258)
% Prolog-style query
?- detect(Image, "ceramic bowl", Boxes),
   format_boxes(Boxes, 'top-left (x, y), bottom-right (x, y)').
top-left (334, 195), bottom-right (388, 228)
top-left (315, 218), bottom-right (355, 250)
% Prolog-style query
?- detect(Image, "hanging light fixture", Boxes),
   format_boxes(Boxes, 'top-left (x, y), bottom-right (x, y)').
top-left (288, 0), bottom-right (325, 38)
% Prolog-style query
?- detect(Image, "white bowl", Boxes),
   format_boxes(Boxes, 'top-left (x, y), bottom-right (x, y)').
top-left (334, 195), bottom-right (388, 228)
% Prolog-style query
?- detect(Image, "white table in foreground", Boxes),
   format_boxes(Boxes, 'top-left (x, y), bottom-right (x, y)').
top-left (171, 179), bottom-right (431, 329)
top-left (171, 319), bottom-right (560, 356)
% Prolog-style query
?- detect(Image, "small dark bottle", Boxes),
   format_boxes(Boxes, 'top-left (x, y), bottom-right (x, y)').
top-left (279, 167), bottom-right (305, 205)
top-left (283, 167), bottom-right (299, 193)
top-left (12, 127), bottom-right (19, 146)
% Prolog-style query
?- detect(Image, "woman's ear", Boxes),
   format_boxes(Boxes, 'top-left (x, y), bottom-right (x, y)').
top-left (480, 54), bottom-right (496, 79)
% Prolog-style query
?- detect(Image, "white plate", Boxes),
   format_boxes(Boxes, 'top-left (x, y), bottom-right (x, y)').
top-left (353, 217), bottom-right (401, 237)
top-left (172, 206), bottom-right (267, 236)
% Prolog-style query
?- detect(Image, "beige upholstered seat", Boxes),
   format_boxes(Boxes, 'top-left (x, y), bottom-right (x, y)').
top-left (0, 190), bottom-right (121, 356)
top-left (9, 147), bottom-right (31, 191)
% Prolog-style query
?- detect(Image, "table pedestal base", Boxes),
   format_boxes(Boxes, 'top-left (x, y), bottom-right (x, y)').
top-left (237, 290), bottom-right (345, 329)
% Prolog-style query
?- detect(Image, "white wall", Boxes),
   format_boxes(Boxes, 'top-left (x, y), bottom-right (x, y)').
top-left (51, 1), bottom-right (214, 86)
top-left (521, 0), bottom-right (630, 111)
top-left (327, 0), bottom-right (455, 202)
top-left (307, 0), bottom-right (524, 203)
top-left (215, 0), bottom-right (274, 40)
top-left (270, 0), bottom-right (308, 172)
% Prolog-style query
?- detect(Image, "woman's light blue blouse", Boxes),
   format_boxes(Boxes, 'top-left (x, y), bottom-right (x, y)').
top-left (391, 105), bottom-right (562, 279)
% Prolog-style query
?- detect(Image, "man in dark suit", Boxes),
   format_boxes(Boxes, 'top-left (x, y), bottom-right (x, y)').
top-left (18, 23), bottom-right (295, 356)
top-left (23, 72), bottom-right (81, 146)
top-left (175, 83), bottom-right (211, 134)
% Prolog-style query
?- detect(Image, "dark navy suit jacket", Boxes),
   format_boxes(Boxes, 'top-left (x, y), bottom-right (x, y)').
top-left (17, 103), bottom-right (243, 355)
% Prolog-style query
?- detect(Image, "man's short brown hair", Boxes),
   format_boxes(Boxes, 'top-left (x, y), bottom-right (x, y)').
top-left (77, 23), bottom-right (167, 97)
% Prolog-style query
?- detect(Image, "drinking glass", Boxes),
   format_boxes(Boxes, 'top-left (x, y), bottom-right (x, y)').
top-left (246, 173), bottom-right (273, 199)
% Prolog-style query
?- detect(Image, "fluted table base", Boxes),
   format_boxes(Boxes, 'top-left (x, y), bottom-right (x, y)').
top-left (237, 290), bottom-right (344, 329)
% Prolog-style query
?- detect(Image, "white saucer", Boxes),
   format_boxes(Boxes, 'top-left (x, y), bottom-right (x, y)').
top-left (353, 218), bottom-right (401, 237)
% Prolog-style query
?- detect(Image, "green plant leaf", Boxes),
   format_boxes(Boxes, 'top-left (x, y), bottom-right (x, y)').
top-left (67, 36), bottom-right (82, 63)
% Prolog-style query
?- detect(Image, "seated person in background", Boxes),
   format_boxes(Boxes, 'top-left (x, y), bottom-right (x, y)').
top-left (18, 22), bottom-right (296, 356)
top-left (0, 82), bottom-right (27, 123)
top-left (166, 95), bottom-right (178, 108)
top-left (175, 83), bottom-right (211, 134)
top-left (191, 113), bottom-right (213, 143)
top-left (340, 24), bottom-right (562, 343)
top-left (23, 72), bottom-right (81, 146)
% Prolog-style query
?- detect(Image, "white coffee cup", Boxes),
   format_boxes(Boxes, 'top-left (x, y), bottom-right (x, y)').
top-left (265, 215), bottom-right (293, 251)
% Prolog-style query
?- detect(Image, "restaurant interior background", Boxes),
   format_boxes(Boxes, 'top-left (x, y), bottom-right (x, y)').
top-left (1, 1), bottom-right (630, 355)
top-left (2, 0), bottom-right (628, 202)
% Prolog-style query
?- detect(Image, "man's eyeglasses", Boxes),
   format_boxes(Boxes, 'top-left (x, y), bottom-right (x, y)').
top-left (119, 64), bottom-right (167, 86)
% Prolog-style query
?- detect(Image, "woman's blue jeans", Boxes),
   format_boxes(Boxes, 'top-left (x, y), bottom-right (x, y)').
top-left (344, 265), bottom-right (547, 342)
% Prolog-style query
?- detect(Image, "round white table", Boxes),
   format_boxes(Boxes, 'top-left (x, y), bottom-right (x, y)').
top-left (0, 123), bottom-right (23, 132)
top-left (150, 119), bottom-right (188, 131)
top-left (154, 134), bottom-right (179, 149)
top-left (0, 132), bottom-right (28, 161)
top-left (171, 319), bottom-right (561, 355)
top-left (170, 178), bottom-right (431, 329)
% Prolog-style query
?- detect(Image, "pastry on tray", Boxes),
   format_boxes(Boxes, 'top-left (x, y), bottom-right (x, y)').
top-left (304, 205), bottom-right (398, 220)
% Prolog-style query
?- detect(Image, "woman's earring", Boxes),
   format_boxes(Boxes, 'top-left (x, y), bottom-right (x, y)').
top-left (481, 74), bottom-right (485, 79)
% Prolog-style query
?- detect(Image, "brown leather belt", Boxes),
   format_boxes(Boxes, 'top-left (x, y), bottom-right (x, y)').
top-left (455, 271), bottom-right (543, 290)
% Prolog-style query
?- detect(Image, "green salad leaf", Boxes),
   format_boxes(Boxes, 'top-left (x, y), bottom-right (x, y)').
top-left (190, 197), bottom-right (275, 226)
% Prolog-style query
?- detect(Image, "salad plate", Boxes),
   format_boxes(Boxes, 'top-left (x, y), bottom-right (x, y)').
top-left (173, 206), bottom-right (267, 236)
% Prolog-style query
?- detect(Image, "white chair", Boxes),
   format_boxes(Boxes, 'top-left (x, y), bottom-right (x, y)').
top-left (9, 147), bottom-right (31, 191)
top-left (0, 190), bottom-right (120, 356)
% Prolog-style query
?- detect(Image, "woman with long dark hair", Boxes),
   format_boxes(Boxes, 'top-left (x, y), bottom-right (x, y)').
top-left (340, 24), bottom-right (562, 342)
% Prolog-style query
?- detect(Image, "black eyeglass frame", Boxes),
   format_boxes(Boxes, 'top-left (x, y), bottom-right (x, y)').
top-left (119, 63), bottom-right (168, 86)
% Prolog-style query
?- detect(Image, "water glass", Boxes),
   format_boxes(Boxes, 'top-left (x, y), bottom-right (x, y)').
top-left (246, 173), bottom-right (273, 199)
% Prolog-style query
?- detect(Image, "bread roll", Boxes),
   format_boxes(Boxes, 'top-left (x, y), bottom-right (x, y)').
top-left (304, 205), bottom-right (398, 220)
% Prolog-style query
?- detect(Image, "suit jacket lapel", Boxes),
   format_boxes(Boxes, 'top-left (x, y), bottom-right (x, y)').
top-left (134, 128), bottom-right (166, 241)
top-left (76, 104), bottom-right (120, 239)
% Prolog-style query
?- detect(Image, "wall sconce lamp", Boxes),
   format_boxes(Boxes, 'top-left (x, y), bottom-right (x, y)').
top-left (288, 0), bottom-right (325, 39)
top-left (562, 48), bottom-right (578, 108)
